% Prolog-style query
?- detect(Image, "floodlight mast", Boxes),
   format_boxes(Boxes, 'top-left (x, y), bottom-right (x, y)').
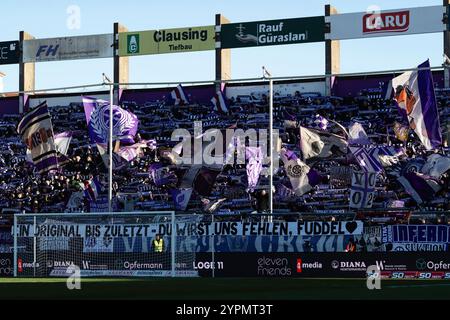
top-left (262, 66), bottom-right (273, 215)
top-left (102, 73), bottom-right (114, 213)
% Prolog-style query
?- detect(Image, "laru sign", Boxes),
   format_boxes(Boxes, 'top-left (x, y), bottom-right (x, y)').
top-left (119, 25), bottom-right (215, 56)
top-left (221, 16), bottom-right (325, 49)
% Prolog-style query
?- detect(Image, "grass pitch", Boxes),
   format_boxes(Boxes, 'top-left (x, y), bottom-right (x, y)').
top-left (0, 278), bottom-right (449, 300)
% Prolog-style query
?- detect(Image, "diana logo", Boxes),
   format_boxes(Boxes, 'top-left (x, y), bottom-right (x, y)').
top-left (128, 34), bottom-right (139, 54)
top-left (331, 260), bottom-right (339, 269)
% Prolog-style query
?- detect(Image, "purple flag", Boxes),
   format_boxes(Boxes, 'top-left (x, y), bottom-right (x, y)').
top-left (170, 188), bottom-right (193, 211)
top-left (280, 148), bottom-right (320, 196)
top-left (392, 60), bottom-right (442, 150)
top-left (82, 97), bottom-right (139, 145)
top-left (397, 172), bottom-right (441, 204)
top-left (245, 146), bottom-right (263, 191)
top-left (349, 146), bottom-right (384, 173)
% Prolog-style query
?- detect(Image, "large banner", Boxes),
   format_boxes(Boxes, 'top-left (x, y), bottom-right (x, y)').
top-left (221, 16), bottom-right (325, 49)
top-left (119, 26), bottom-right (215, 56)
top-left (382, 225), bottom-right (450, 244)
top-left (111, 235), bottom-right (351, 253)
top-left (0, 41), bottom-right (19, 65)
top-left (23, 34), bottom-right (113, 62)
top-left (17, 221), bottom-right (364, 238)
top-left (326, 5), bottom-right (445, 40)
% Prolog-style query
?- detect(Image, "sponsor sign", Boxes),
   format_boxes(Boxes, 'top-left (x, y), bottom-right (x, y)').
top-left (195, 252), bottom-right (450, 278)
top-left (0, 254), bottom-right (13, 277)
top-left (119, 26), bottom-right (215, 56)
top-left (0, 41), bottom-right (19, 65)
top-left (17, 221), bottom-right (364, 238)
top-left (23, 34), bottom-right (113, 62)
top-left (327, 5), bottom-right (445, 40)
top-left (16, 253), bottom-right (195, 277)
top-left (221, 16), bottom-right (325, 49)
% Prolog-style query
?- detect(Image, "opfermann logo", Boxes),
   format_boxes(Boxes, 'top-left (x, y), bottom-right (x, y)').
top-left (363, 10), bottom-right (410, 34)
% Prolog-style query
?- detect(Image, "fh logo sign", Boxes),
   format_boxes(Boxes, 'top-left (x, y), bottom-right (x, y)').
top-left (36, 45), bottom-right (60, 58)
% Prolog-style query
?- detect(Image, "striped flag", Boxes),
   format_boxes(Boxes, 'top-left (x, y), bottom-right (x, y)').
top-left (392, 60), bottom-right (442, 150)
top-left (17, 101), bottom-right (58, 174)
top-left (171, 84), bottom-right (190, 106)
top-left (211, 91), bottom-right (229, 114)
top-left (83, 178), bottom-right (102, 201)
top-left (26, 131), bottom-right (72, 166)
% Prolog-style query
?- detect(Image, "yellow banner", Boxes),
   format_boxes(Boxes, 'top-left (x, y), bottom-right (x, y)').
top-left (119, 25), bottom-right (216, 56)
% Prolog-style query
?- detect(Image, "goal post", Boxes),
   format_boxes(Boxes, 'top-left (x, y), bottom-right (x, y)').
top-left (13, 211), bottom-right (200, 278)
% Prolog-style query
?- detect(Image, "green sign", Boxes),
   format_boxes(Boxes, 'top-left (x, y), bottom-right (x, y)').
top-left (221, 16), bottom-right (325, 49)
top-left (127, 34), bottom-right (140, 54)
top-left (119, 25), bottom-right (216, 56)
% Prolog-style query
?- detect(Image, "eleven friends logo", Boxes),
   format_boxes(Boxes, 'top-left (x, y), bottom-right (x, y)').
top-left (363, 10), bottom-right (410, 34)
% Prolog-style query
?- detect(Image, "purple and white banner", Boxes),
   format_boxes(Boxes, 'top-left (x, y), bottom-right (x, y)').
top-left (392, 60), bottom-right (442, 150)
top-left (82, 97), bottom-right (139, 145)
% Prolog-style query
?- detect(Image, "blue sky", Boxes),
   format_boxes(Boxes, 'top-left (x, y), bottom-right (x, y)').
top-left (0, 0), bottom-right (444, 92)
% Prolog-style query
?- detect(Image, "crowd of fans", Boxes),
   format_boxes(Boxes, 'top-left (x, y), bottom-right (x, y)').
top-left (0, 84), bottom-right (449, 225)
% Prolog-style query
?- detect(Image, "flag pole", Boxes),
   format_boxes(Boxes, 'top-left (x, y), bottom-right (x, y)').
top-left (103, 73), bottom-right (114, 213)
top-left (263, 66), bottom-right (273, 216)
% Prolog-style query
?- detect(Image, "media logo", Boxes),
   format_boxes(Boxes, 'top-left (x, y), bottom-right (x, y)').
top-left (297, 258), bottom-right (323, 273)
top-left (363, 11), bottom-right (410, 34)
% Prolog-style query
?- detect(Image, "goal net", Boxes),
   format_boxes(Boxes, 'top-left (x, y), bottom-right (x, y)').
top-left (13, 212), bottom-right (200, 277)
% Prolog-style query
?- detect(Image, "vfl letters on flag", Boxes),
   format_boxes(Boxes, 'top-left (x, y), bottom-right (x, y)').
top-left (350, 170), bottom-right (377, 209)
